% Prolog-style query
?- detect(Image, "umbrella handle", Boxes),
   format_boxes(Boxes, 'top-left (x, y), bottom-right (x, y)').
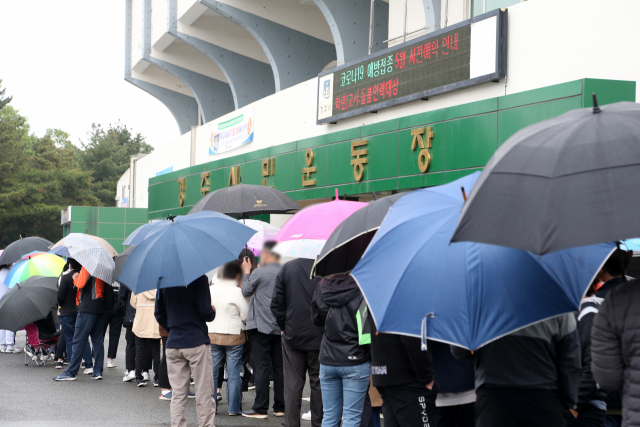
top-left (421, 312), bottom-right (435, 351)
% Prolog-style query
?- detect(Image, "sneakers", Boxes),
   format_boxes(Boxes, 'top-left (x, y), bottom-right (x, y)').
top-left (190, 377), bottom-right (195, 386)
top-left (54, 371), bottom-right (76, 381)
top-left (142, 372), bottom-right (150, 381)
top-left (91, 372), bottom-right (103, 380)
top-left (160, 390), bottom-right (172, 401)
top-left (83, 367), bottom-right (93, 375)
top-left (137, 379), bottom-right (147, 387)
top-left (55, 361), bottom-right (64, 369)
top-left (247, 381), bottom-right (255, 390)
top-left (188, 390), bottom-right (195, 399)
top-left (302, 411), bottom-right (312, 421)
top-left (107, 359), bottom-right (116, 368)
top-left (0, 345), bottom-right (6, 353)
top-left (242, 410), bottom-right (268, 419)
top-left (229, 412), bottom-right (242, 416)
top-left (5, 345), bottom-right (20, 353)
top-left (153, 380), bottom-right (159, 387)
top-left (123, 371), bottom-right (136, 382)
top-left (274, 412), bottom-right (285, 417)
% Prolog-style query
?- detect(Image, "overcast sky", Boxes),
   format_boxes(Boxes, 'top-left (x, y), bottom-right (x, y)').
top-left (0, 1), bottom-right (178, 148)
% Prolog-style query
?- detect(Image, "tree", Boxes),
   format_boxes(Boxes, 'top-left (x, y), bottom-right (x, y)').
top-left (80, 123), bottom-right (153, 207)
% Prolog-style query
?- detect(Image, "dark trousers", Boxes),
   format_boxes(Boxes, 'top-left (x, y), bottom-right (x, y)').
top-left (436, 403), bottom-right (475, 427)
top-left (102, 309), bottom-right (124, 359)
top-left (476, 388), bottom-right (565, 427)
top-left (282, 339), bottom-right (322, 427)
top-left (159, 336), bottom-right (171, 389)
top-left (125, 324), bottom-right (136, 372)
top-left (55, 331), bottom-right (66, 360)
top-left (67, 312), bottom-right (104, 376)
top-left (60, 314), bottom-right (93, 369)
top-left (135, 336), bottom-right (160, 382)
top-left (566, 404), bottom-right (607, 427)
top-left (250, 330), bottom-right (284, 414)
top-left (378, 382), bottom-right (438, 427)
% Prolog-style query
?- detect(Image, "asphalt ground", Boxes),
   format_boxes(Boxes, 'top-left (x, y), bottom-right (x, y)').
top-left (0, 329), bottom-right (313, 427)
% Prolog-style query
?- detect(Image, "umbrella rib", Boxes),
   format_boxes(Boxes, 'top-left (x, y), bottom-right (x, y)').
top-left (485, 161), bottom-right (640, 179)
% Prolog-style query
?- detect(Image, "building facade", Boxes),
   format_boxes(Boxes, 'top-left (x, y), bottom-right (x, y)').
top-left (117, 0), bottom-right (640, 223)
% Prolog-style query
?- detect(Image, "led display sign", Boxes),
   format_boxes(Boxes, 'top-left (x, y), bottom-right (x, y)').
top-left (317, 9), bottom-right (507, 124)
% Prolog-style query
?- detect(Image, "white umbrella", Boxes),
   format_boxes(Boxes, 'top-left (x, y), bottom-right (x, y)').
top-left (239, 219), bottom-right (279, 256)
top-left (272, 239), bottom-right (326, 260)
top-left (51, 234), bottom-right (119, 257)
top-left (62, 234), bottom-right (115, 283)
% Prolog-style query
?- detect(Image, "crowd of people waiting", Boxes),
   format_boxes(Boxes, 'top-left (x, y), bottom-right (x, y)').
top-left (0, 240), bottom-right (633, 427)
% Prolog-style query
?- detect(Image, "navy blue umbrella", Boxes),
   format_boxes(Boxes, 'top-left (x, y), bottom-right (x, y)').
top-left (118, 211), bottom-right (257, 294)
top-left (351, 172), bottom-right (614, 350)
top-left (123, 220), bottom-right (171, 246)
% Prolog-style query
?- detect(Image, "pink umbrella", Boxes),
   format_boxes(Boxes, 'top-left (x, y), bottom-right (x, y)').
top-left (275, 189), bottom-right (367, 242)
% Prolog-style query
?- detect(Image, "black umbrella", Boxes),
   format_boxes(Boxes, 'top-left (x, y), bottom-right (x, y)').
top-left (311, 192), bottom-right (407, 278)
top-left (0, 275), bottom-right (58, 332)
top-left (113, 245), bottom-right (136, 282)
top-left (0, 237), bottom-right (54, 266)
top-left (188, 183), bottom-right (300, 217)
top-left (452, 97), bottom-right (640, 255)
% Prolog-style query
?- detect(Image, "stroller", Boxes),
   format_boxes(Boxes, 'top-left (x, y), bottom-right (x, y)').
top-left (24, 312), bottom-right (60, 366)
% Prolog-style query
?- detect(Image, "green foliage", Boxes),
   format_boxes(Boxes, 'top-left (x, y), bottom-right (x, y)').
top-left (0, 81), bottom-right (152, 246)
top-left (80, 123), bottom-right (153, 207)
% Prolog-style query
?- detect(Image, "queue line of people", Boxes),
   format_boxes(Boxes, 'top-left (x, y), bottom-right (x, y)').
top-left (40, 241), bottom-right (640, 427)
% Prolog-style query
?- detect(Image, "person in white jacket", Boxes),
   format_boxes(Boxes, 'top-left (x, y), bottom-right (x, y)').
top-left (208, 261), bottom-right (249, 416)
top-left (131, 290), bottom-right (161, 387)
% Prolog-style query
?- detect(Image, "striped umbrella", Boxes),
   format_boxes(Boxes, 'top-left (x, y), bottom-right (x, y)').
top-left (5, 252), bottom-right (66, 288)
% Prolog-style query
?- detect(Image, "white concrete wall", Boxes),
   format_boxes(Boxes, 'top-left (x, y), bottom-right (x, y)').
top-left (125, 0), bottom-right (640, 209)
top-left (131, 0), bottom-right (143, 67)
top-left (116, 168), bottom-right (131, 207)
top-left (151, 0), bottom-right (169, 47)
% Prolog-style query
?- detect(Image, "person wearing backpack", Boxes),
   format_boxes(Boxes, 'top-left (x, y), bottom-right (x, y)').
top-left (54, 266), bottom-right (108, 381)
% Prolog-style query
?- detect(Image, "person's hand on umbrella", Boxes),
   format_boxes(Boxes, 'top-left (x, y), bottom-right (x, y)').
top-left (211, 304), bottom-right (216, 313)
top-left (425, 381), bottom-right (434, 390)
top-left (241, 257), bottom-right (252, 275)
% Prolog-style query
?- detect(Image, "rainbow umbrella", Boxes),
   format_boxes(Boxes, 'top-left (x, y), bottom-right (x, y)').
top-left (5, 252), bottom-right (65, 288)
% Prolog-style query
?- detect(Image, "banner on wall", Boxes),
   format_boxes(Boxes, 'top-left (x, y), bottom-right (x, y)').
top-left (209, 108), bottom-right (255, 155)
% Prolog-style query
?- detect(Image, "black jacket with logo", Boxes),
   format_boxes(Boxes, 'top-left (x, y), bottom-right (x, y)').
top-left (371, 332), bottom-right (433, 388)
top-left (270, 258), bottom-right (323, 351)
top-left (311, 274), bottom-right (369, 366)
top-left (57, 268), bottom-right (81, 317)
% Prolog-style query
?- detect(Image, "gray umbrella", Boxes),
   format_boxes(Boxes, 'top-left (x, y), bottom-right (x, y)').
top-left (311, 192), bottom-right (407, 278)
top-left (0, 275), bottom-right (58, 332)
top-left (188, 184), bottom-right (300, 217)
top-left (113, 245), bottom-right (136, 282)
top-left (452, 97), bottom-right (640, 255)
top-left (0, 237), bottom-right (53, 266)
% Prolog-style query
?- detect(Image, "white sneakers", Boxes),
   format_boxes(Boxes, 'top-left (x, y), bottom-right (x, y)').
top-left (302, 411), bottom-right (312, 421)
top-left (123, 370), bottom-right (136, 382)
top-left (107, 359), bottom-right (116, 368)
top-left (143, 372), bottom-right (150, 381)
top-left (1, 345), bottom-right (21, 353)
top-left (83, 368), bottom-right (94, 375)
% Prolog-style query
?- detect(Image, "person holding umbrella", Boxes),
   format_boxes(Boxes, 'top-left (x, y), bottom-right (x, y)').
top-left (0, 263), bottom-right (20, 353)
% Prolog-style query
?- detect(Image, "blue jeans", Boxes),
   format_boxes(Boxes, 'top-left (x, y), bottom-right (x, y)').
top-left (60, 315), bottom-right (92, 369)
top-left (211, 343), bottom-right (244, 414)
top-left (66, 312), bottom-right (104, 376)
top-left (320, 362), bottom-right (371, 427)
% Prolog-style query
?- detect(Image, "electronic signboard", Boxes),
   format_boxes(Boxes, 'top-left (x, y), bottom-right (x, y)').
top-left (317, 9), bottom-right (507, 124)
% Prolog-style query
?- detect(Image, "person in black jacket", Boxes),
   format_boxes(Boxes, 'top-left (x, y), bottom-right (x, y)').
top-left (271, 257), bottom-right (323, 427)
top-left (102, 280), bottom-right (124, 369)
top-left (430, 340), bottom-right (475, 427)
top-left (312, 274), bottom-right (370, 427)
top-left (371, 331), bottom-right (436, 427)
top-left (452, 314), bottom-right (581, 427)
top-left (55, 259), bottom-right (93, 375)
top-left (155, 275), bottom-right (216, 427)
top-left (119, 283), bottom-right (144, 382)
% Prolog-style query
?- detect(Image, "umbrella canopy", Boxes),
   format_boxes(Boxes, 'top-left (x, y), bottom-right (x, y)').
top-left (0, 275), bottom-right (58, 332)
top-left (51, 234), bottom-right (119, 257)
top-left (0, 237), bottom-right (53, 266)
top-left (311, 192), bottom-right (407, 278)
top-left (4, 252), bottom-right (66, 288)
top-left (113, 245), bottom-right (136, 282)
top-left (118, 211), bottom-right (257, 294)
top-left (272, 239), bottom-right (326, 260)
top-left (61, 234), bottom-right (115, 283)
top-left (452, 100), bottom-right (640, 255)
top-left (352, 173), bottom-right (614, 350)
top-left (188, 183), bottom-right (300, 217)
top-left (123, 221), bottom-right (170, 246)
top-left (240, 219), bottom-right (279, 256)
top-left (274, 190), bottom-right (367, 242)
